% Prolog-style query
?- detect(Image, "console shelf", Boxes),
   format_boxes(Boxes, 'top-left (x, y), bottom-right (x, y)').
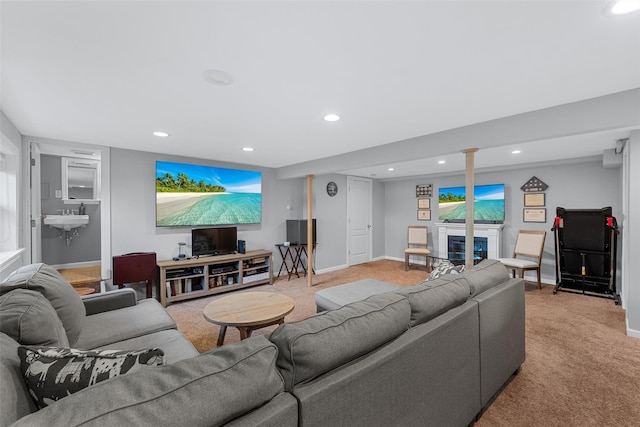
top-left (157, 249), bottom-right (273, 307)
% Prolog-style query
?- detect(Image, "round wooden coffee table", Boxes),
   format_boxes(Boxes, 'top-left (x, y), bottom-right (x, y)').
top-left (203, 292), bottom-right (295, 346)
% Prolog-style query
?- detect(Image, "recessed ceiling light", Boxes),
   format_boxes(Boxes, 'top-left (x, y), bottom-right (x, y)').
top-left (153, 131), bottom-right (170, 137)
top-left (324, 114), bottom-right (340, 122)
top-left (242, 147), bottom-right (254, 152)
top-left (202, 69), bottom-right (234, 86)
top-left (438, 160), bottom-right (446, 164)
top-left (388, 167), bottom-right (394, 171)
top-left (604, 0), bottom-right (640, 15)
top-left (512, 150), bottom-right (521, 154)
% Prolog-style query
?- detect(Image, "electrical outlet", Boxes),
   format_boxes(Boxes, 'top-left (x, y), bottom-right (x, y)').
top-left (55, 190), bottom-right (62, 198)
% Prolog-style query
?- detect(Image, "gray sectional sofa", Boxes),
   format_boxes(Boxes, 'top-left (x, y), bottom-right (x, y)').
top-left (1, 259), bottom-right (524, 426)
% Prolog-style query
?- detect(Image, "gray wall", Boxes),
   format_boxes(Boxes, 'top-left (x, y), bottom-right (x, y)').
top-left (383, 159), bottom-right (622, 285)
top-left (40, 154), bottom-right (101, 265)
top-left (109, 155), bottom-right (381, 275)
top-left (110, 148), bottom-right (305, 273)
top-left (304, 174), bottom-right (386, 269)
top-left (304, 174), bottom-right (349, 270)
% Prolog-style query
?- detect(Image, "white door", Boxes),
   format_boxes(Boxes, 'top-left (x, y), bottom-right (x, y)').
top-left (30, 142), bottom-right (42, 263)
top-left (347, 176), bottom-right (372, 265)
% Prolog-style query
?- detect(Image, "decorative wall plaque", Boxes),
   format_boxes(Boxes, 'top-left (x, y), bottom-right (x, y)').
top-left (417, 198), bottom-right (430, 209)
top-left (523, 208), bottom-right (547, 223)
top-left (524, 193), bottom-right (545, 207)
top-left (520, 176), bottom-right (548, 192)
top-left (416, 184), bottom-right (432, 197)
top-left (417, 210), bottom-right (431, 221)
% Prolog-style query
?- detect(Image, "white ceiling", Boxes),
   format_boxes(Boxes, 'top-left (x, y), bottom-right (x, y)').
top-left (1, 1), bottom-right (639, 179)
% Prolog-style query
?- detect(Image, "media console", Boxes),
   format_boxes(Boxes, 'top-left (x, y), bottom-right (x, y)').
top-left (157, 249), bottom-right (273, 307)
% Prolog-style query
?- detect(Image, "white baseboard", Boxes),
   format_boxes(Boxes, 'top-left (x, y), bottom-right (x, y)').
top-left (315, 264), bottom-right (348, 275)
top-left (626, 319), bottom-right (640, 339)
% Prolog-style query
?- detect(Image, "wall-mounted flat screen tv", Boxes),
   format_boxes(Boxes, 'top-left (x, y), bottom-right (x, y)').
top-left (156, 161), bottom-right (262, 227)
top-left (438, 184), bottom-right (505, 223)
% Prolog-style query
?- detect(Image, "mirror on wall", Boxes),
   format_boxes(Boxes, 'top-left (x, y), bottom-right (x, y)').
top-left (62, 157), bottom-right (101, 203)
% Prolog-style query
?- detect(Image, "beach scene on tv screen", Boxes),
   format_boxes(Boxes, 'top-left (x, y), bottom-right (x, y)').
top-left (156, 161), bottom-right (262, 226)
top-left (438, 184), bottom-right (505, 221)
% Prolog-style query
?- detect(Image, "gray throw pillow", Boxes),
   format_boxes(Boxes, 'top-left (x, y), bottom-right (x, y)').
top-left (0, 264), bottom-right (86, 346)
top-left (0, 289), bottom-right (69, 347)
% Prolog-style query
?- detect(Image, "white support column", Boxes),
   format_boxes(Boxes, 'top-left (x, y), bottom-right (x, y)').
top-left (463, 148), bottom-right (479, 269)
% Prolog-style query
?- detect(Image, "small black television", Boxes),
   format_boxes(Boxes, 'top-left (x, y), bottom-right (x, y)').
top-left (192, 227), bottom-right (237, 257)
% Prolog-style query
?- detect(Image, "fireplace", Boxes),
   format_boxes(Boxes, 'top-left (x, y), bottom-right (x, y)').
top-left (448, 236), bottom-right (488, 264)
top-left (436, 223), bottom-right (504, 261)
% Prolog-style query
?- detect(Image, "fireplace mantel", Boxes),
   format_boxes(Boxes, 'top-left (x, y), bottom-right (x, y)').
top-left (436, 223), bottom-right (504, 260)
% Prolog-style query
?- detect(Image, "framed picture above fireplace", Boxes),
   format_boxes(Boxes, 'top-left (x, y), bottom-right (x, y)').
top-left (438, 183), bottom-right (505, 223)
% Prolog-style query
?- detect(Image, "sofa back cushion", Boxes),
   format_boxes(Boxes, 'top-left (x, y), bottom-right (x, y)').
top-left (0, 333), bottom-right (39, 426)
top-left (463, 259), bottom-right (510, 297)
top-left (0, 263), bottom-right (85, 346)
top-left (0, 289), bottom-right (69, 347)
top-left (269, 292), bottom-right (410, 391)
top-left (396, 276), bottom-right (471, 327)
top-left (11, 336), bottom-right (285, 427)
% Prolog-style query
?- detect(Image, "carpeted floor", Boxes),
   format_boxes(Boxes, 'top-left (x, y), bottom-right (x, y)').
top-left (166, 259), bottom-right (640, 426)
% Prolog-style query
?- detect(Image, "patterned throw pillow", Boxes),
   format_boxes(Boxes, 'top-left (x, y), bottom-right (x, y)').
top-left (18, 346), bottom-right (164, 409)
top-left (427, 261), bottom-right (465, 281)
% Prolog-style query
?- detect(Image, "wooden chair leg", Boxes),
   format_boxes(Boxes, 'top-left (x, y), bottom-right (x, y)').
top-left (537, 268), bottom-right (541, 289)
top-left (405, 254), bottom-right (409, 271)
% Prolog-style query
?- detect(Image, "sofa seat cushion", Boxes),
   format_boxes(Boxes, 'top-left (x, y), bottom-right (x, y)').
top-left (0, 333), bottom-right (38, 426)
top-left (92, 329), bottom-right (199, 365)
top-left (18, 346), bottom-right (164, 409)
top-left (270, 292), bottom-right (411, 391)
top-left (314, 279), bottom-right (402, 311)
top-left (0, 263), bottom-right (85, 346)
top-left (12, 336), bottom-right (284, 427)
top-left (396, 276), bottom-right (471, 327)
top-left (0, 289), bottom-right (69, 347)
top-left (74, 298), bottom-right (177, 349)
top-left (463, 259), bottom-right (510, 297)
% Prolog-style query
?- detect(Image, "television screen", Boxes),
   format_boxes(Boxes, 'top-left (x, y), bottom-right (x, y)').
top-left (438, 184), bottom-right (505, 223)
top-left (192, 227), bottom-right (238, 257)
top-left (156, 161), bottom-right (262, 227)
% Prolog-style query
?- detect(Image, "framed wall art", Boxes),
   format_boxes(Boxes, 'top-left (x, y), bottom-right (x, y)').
top-left (418, 198), bottom-right (430, 209)
top-left (416, 184), bottom-right (432, 198)
top-left (524, 193), bottom-right (545, 207)
top-left (417, 209), bottom-right (431, 221)
top-left (523, 208), bottom-right (546, 223)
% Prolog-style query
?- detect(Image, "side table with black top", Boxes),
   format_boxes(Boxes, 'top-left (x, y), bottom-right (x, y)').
top-left (275, 243), bottom-right (316, 280)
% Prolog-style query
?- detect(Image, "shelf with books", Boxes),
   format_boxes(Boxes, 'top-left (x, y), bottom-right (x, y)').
top-left (157, 249), bottom-right (273, 307)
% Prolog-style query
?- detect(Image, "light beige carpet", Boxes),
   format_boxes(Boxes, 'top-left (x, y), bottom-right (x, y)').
top-left (166, 259), bottom-right (640, 426)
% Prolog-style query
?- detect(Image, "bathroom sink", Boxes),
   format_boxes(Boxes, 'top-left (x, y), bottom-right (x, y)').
top-left (43, 215), bottom-right (89, 231)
